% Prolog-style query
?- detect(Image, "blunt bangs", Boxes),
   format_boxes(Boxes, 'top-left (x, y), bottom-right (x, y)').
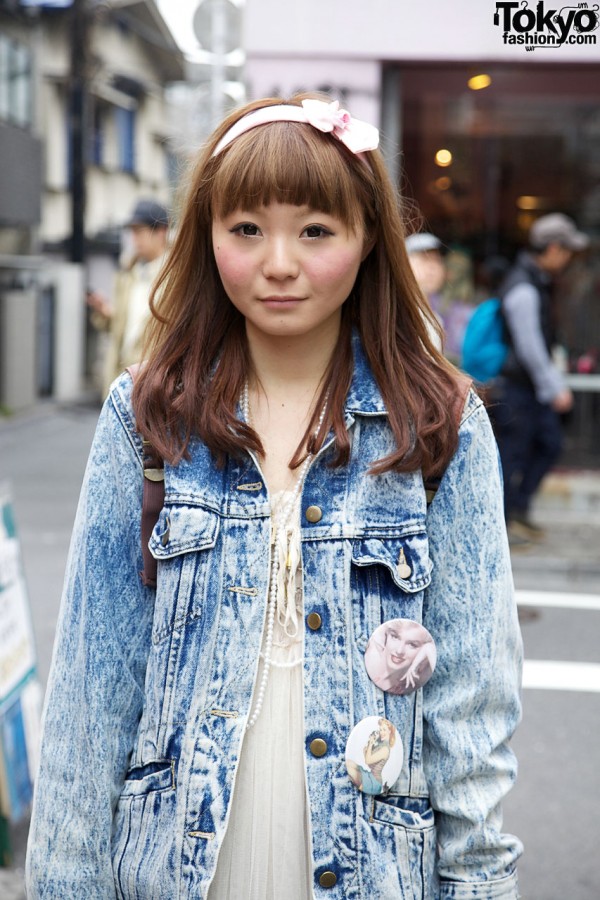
top-left (210, 121), bottom-right (373, 231)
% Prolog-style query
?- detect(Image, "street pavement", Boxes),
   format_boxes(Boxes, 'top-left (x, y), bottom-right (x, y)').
top-left (1, 399), bottom-right (599, 899)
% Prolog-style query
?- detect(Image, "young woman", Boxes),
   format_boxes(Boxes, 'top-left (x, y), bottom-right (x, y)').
top-left (26, 95), bottom-right (523, 899)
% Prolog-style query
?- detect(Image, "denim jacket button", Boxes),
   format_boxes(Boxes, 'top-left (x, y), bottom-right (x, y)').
top-left (306, 612), bottom-right (322, 630)
top-left (309, 737), bottom-right (328, 757)
top-left (305, 505), bottom-right (322, 523)
top-left (396, 547), bottom-right (411, 579)
top-left (319, 871), bottom-right (337, 888)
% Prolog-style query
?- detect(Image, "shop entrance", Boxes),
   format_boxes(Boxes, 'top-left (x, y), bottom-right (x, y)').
top-left (399, 63), bottom-right (600, 466)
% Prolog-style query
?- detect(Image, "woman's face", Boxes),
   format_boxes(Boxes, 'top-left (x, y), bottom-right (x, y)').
top-left (378, 720), bottom-right (391, 742)
top-left (384, 623), bottom-right (427, 672)
top-left (212, 202), bottom-right (364, 346)
top-left (408, 250), bottom-right (446, 297)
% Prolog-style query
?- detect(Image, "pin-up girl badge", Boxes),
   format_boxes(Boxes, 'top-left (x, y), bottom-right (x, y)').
top-left (364, 618), bottom-right (437, 695)
top-left (345, 716), bottom-right (403, 795)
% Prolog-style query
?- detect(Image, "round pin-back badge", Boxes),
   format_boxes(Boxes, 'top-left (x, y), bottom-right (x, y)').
top-left (345, 715), bottom-right (403, 795)
top-left (364, 618), bottom-right (437, 695)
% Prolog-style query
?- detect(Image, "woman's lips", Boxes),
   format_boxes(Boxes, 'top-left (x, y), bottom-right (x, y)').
top-left (260, 295), bottom-right (304, 308)
top-left (390, 654), bottom-right (405, 665)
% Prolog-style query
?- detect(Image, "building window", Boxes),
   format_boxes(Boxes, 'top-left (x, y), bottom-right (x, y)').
top-left (0, 34), bottom-right (32, 127)
top-left (115, 106), bottom-right (135, 173)
top-left (90, 101), bottom-right (105, 166)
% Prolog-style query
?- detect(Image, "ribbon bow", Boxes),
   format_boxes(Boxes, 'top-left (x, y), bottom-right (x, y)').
top-left (300, 99), bottom-right (379, 154)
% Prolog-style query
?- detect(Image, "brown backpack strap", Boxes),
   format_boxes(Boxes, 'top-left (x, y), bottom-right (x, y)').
top-left (127, 365), bottom-right (164, 588)
top-left (139, 442), bottom-right (164, 588)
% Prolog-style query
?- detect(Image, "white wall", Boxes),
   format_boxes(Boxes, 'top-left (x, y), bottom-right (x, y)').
top-left (245, 57), bottom-right (381, 125)
top-left (41, 81), bottom-right (68, 195)
top-left (245, 0), bottom-right (600, 62)
top-left (91, 19), bottom-right (163, 83)
top-left (137, 92), bottom-right (171, 185)
top-left (47, 262), bottom-right (86, 402)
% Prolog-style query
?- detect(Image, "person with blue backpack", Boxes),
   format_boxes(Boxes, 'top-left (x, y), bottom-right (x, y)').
top-left (461, 295), bottom-right (507, 385)
top-left (488, 214), bottom-right (589, 545)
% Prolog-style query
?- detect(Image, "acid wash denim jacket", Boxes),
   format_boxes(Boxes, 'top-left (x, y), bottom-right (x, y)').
top-left (26, 338), bottom-right (523, 900)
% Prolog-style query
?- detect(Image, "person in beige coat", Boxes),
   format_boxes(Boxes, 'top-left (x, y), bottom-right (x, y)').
top-left (88, 199), bottom-right (169, 396)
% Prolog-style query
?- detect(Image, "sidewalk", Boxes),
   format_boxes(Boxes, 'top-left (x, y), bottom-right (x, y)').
top-left (0, 865), bottom-right (25, 900)
top-left (0, 398), bottom-right (99, 900)
top-left (0, 819), bottom-right (28, 899)
top-left (531, 469), bottom-right (600, 525)
top-left (510, 469), bottom-right (600, 587)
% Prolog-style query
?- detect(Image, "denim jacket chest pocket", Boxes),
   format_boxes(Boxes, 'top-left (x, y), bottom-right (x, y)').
top-left (350, 529), bottom-right (432, 651)
top-left (148, 505), bottom-right (221, 645)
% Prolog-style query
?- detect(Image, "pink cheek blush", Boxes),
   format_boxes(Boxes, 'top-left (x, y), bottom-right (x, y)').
top-left (305, 250), bottom-right (362, 284)
top-left (213, 248), bottom-right (252, 286)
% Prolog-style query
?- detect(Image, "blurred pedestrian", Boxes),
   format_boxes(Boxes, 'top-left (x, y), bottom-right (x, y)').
top-left (27, 94), bottom-right (522, 899)
top-left (406, 232), bottom-right (474, 365)
top-left (491, 213), bottom-right (589, 545)
top-left (87, 198), bottom-right (170, 396)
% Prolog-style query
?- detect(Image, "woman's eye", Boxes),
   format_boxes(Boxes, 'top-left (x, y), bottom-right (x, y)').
top-left (303, 224), bottom-right (331, 239)
top-left (232, 223), bottom-right (260, 237)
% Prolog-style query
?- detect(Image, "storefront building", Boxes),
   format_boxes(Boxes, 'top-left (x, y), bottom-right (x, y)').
top-left (244, 0), bottom-right (600, 464)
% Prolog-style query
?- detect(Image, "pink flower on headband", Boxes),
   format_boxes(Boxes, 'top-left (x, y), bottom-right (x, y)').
top-left (301, 100), bottom-right (350, 135)
top-left (212, 99), bottom-right (379, 157)
top-left (300, 99), bottom-right (378, 154)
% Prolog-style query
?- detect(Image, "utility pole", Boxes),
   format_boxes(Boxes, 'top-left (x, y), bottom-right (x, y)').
top-left (68, 0), bottom-right (88, 264)
top-left (193, 0), bottom-right (242, 134)
top-left (209, 0), bottom-right (226, 129)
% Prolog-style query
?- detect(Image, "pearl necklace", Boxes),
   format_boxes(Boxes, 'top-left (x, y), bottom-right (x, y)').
top-left (242, 381), bottom-right (327, 729)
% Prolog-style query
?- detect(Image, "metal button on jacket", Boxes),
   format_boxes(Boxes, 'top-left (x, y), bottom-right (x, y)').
top-left (309, 738), bottom-right (328, 757)
top-left (396, 547), bottom-right (412, 579)
top-left (306, 612), bottom-right (322, 630)
top-left (305, 505), bottom-right (322, 523)
top-left (319, 871), bottom-right (337, 888)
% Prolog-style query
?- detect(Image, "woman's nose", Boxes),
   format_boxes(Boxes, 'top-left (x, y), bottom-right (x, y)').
top-left (262, 237), bottom-right (299, 279)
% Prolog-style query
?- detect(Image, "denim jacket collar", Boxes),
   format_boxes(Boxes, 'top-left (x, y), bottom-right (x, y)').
top-left (345, 331), bottom-right (388, 417)
top-left (164, 333), bottom-right (387, 511)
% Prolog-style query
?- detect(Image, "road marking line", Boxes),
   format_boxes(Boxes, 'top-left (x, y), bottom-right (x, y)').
top-left (523, 660), bottom-right (600, 693)
top-left (516, 590), bottom-right (600, 612)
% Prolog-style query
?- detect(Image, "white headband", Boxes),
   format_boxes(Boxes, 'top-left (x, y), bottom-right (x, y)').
top-left (212, 99), bottom-right (379, 158)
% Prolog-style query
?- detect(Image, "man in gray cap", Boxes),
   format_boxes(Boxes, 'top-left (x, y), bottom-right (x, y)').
top-left (88, 198), bottom-right (170, 395)
top-left (491, 213), bottom-right (589, 546)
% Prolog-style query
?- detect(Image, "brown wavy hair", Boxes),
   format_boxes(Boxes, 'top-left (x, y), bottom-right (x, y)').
top-left (133, 93), bottom-right (467, 477)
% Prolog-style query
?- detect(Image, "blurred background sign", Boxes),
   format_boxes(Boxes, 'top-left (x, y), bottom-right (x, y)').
top-left (193, 0), bottom-right (241, 55)
top-left (19, 1), bottom-right (73, 7)
top-left (0, 483), bottom-right (41, 859)
top-left (193, 0), bottom-right (243, 130)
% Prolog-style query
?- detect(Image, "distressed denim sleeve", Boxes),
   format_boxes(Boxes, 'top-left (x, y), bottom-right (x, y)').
top-left (26, 378), bottom-right (154, 898)
top-left (422, 394), bottom-right (524, 900)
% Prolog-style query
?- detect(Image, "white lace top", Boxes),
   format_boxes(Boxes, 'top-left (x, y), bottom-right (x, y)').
top-left (207, 492), bottom-right (313, 899)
